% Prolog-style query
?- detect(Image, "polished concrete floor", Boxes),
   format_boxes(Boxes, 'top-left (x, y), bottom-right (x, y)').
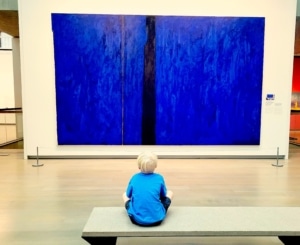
top-left (1, 146), bottom-right (300, 244)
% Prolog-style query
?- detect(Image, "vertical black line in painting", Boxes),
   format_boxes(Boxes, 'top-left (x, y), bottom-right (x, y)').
top-left (121, 16), bottom-right (125, 145)
top-left (142, 16), bottom-right (156, 145)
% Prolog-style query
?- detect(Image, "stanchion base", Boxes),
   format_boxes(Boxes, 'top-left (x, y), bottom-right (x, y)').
top-left (32, 164), bottom-right (44, 167)
top-left (272, 163), bottom-right (284, 167)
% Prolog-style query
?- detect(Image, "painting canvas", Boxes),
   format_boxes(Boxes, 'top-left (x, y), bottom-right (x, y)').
top-left (51, 14), bottom-right (265, 145)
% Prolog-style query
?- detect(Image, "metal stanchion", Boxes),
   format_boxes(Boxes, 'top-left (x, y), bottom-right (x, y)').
top-left (272, 147), bottom-right (283, 167)
top-left (32, 146), bottom-right (44, 167)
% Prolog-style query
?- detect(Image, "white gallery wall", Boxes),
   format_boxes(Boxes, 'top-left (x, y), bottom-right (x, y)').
top-left (18, 0), bottom-right (297, 159)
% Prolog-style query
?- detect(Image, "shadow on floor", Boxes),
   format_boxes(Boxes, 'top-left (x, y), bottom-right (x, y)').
top-left (0, 140), bottom-right (23, 149)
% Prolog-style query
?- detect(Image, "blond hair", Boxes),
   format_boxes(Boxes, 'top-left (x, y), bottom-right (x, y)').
top-left (137, 152), bottom-right (157, 173)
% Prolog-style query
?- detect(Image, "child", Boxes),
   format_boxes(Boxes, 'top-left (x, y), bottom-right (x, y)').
top-left (123, 152), bottom-right (173, 226)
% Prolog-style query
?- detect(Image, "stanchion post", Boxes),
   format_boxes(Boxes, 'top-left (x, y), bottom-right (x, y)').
top-left (32, 146), bottom-right (44, 167)
top-left (272, 147), bottom-right (283, 167)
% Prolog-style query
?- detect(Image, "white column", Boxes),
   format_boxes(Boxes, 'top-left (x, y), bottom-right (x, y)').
top-left (12, 37), bottom-right (23, 139)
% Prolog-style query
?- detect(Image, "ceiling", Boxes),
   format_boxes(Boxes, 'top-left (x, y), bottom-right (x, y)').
top-left (0, 10), bottom-right (18, 37)
top-left (0, 0), bottom-right (18, 37)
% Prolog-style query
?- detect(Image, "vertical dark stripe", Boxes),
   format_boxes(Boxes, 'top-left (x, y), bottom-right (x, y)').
top-left (142, 16), bottom-right (156, 145)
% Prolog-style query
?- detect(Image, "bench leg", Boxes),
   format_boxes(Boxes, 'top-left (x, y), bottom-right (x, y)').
top-left (278, 236), bottom-right (300, 245)
top-left (82, 236), bottom-right (117, 245)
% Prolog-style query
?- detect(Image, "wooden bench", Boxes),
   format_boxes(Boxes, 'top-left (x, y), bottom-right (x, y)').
top-left (81, 207), bottom-right (300, 245)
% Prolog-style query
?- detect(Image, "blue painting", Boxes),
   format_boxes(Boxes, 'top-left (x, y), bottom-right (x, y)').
top-left (51, 14), bottom-right (265, 145)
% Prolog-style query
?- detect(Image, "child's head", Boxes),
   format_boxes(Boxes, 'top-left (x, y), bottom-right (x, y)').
top-left (137, 152), bottom-right (157, 173)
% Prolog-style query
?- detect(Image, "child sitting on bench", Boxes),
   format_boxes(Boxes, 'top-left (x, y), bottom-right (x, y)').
top-left (122, 152), bottom-right (173, 226)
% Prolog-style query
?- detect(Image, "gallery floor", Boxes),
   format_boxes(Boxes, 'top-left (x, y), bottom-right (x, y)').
top-left (1, 145), bottom-right (300, 245)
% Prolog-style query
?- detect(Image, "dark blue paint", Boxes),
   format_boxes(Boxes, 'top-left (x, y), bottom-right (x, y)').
top-left (122, 16), bottom-right (146, 144)
top-left (52, 14), bottom-right (264, 145)
top-left (52, 14), bottom-right (146, 145)
top-left (155, 16), bottom-right (264, 145)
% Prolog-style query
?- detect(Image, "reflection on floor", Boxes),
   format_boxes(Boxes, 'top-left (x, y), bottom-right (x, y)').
top-left (289, 130), bottom-right (300, 146)
top-left (0, 139), bottom-right (23, 149)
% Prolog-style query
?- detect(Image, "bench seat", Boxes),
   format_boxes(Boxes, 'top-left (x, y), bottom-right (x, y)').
top-left (82, 207), bottom-right (300, 245)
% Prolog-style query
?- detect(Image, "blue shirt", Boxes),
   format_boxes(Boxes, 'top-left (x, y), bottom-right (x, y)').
top-left (126, 172), bottom-right (167, 225)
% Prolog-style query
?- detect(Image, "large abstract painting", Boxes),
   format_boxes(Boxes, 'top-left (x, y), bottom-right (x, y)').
top-left (51, 14), bottom-right (265, 145)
